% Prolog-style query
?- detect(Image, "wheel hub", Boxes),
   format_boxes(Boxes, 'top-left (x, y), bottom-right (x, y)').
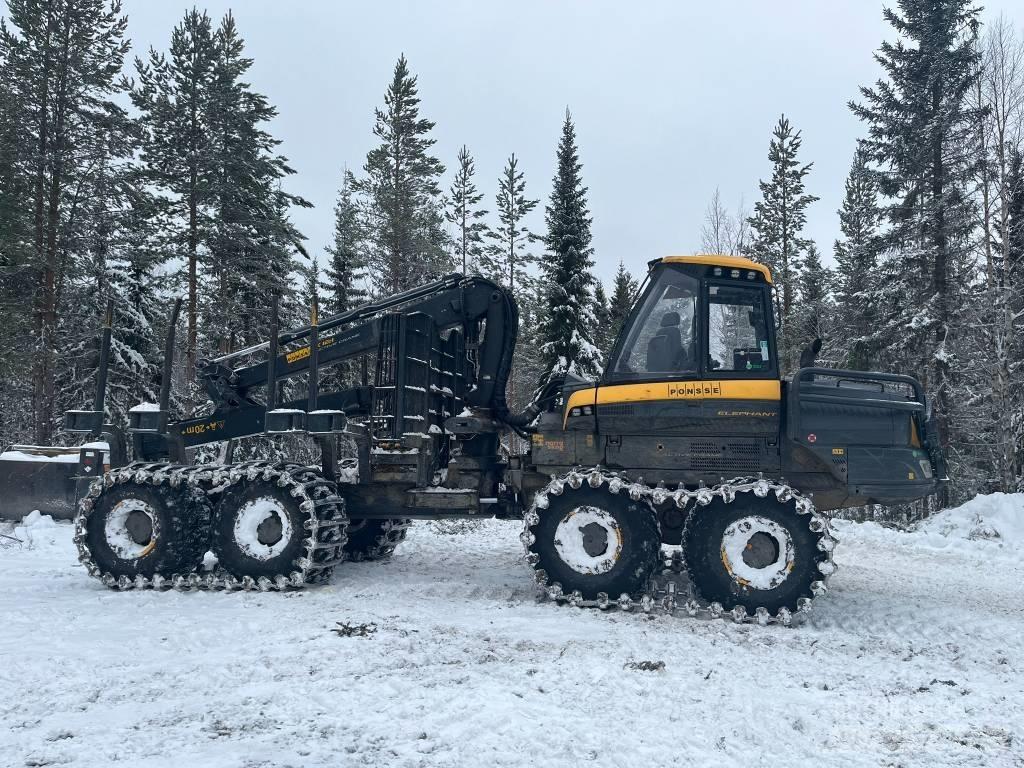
top-left (741, 531), bottom-right (780, 569)
top-left (256, 513), bottom-right (283, 546)
top-left (233, 497), bottom-right (293, 561)
top-left (579, 522), bottom-right (609, 557)
top-left (105, 499), bottom-right (158, 560)
top-left (125, 509), bottom-right (153, 546)
top-left (720, 515), bottom-right (795, 591)
top-left (553, 506), bottom-right (622, 575)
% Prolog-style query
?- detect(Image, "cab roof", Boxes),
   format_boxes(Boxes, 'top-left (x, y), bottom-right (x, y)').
top-left (652, 255), bottom-right (773, 284)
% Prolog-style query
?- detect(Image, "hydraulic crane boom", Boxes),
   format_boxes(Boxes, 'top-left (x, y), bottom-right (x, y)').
top-left (146, 274), bottom-right (520, 458)
top-left (201, 274), bottom-right (517, 412)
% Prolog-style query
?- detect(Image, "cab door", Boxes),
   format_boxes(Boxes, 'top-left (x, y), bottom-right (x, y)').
top-left (597, 263), bottom-right (781, 480)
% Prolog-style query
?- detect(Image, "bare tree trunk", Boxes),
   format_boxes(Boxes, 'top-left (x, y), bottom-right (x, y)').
top-left (31, 5), bottom-right (56, 444)
top-left (931, 78), bottom-right (951, 508)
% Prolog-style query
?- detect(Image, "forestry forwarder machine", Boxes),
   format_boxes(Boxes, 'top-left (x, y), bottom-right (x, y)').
top-left (58, 255), bottom-right (946, 625)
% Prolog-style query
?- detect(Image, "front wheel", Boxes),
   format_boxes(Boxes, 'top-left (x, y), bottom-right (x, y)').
top-left (527, 482), bottom-right (661, 600)
top-left (683, 492), bottom-right (827, 616)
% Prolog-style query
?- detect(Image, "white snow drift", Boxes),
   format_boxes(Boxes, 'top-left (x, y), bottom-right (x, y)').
top-left (0, 494), bottom-right (1021, 767)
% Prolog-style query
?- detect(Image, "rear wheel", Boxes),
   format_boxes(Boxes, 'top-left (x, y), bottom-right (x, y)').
top-left (82, 482), bottom-right (210, 580)
top-left (343, 519), bottom-right (410, 562)
top-left (212, 466), bottom-right (347, 584)
top-left (527, 484), bottom-right (661, 600)
top-left (682, 493), bottom-right (825, 616)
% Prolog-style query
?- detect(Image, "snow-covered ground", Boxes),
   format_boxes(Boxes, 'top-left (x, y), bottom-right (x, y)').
top-left (1, 498), bottom-right (1022, 768)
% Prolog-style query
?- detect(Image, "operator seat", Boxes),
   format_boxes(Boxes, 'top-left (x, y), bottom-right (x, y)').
top-left (646, 311), bottom-right (684, 372)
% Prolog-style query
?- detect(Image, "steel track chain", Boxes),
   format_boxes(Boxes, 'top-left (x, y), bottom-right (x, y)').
top-left (73, 460), bottom-right (348, 592)
top-left (344, 518), bottom-right (413, 562)
top-left (520, 468), bottom-right (838, 627)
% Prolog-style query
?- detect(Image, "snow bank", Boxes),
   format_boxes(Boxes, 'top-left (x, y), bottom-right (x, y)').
top-left (915, 492), bottom-right (1024, 547)
top-left (836, 492), bottom-right (1024, 560)
top-left (12, 510), bottom-right (62, 549)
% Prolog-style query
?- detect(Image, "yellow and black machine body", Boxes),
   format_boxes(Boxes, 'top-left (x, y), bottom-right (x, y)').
top-left (54, 255), bottom-right (945, 620)
top-left (529, 255), bottom-right (944, 540)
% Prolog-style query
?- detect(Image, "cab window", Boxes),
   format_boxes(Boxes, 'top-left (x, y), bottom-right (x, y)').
top-left (608, 269), bottom-right (698, 380)
top-left (707, 284), bottom-right (772, 373)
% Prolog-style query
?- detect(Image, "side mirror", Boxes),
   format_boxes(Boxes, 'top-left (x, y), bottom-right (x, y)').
top-left (799, 338), bottom-right (823, 369)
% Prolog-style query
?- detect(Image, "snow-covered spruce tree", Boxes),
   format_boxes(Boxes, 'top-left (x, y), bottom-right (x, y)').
top-left (850, 0), bottom-right (983, 502)
top-left (321, 173), bottom-right (370, 397)
top-left (592, 280), bottom-right (611, 363)
top-left (507, 280), bottom-right (546, 413)
top-left (133, 11), bottom-right (308, 412)
top-left (0, 40), bottom-right (34, 446)
top-left (746, 115), bottom-right (819, 374)
top-left (833, 146), bottom-right (883, 370)
top-left (0, 0), bottom-right (131, 444)
top-left (793, 243), bottom-right (834, 364)
top-left (481, 153), bottom-right (539, 293)
top-left (607, 260), bottom-right (639, 356)
top-left (325, 171), bottom-right (368, 317)
top-left (352, 55), bottom-right (450, 295)
top-left (131, 8), bottom-right (217, 405)
top-left (55, 114), bottom-right (166, 429)
top-left (537, 110), bottom-right (601, 384)
top-left (446, 145), bottom-right (488, 275)
top-left (203, 12), bottom-right (310, 355)
top-left (479, 153), bottom-right (541, 407)
top-left (302, 257), bottom-right (323, 313)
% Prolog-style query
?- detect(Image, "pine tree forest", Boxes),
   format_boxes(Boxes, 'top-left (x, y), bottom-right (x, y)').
top-left (3, 0), bottom-right (1024, 514)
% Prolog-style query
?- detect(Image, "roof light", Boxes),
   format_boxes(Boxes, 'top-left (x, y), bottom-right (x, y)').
top-left (730, 269), bottom-right (740, 278)
top-left (747, 271), bottom-right (756, 280)
top-left (713, 267), bottom-right (722, 276)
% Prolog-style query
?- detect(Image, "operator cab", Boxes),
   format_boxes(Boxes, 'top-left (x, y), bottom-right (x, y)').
top-left (605, 256), bottom-right (777, 383)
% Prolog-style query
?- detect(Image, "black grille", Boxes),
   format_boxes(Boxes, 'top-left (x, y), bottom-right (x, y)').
top-left (598, 405), bottom-right (634, 416)
top-left (687, 440), bottom-right (761, 471)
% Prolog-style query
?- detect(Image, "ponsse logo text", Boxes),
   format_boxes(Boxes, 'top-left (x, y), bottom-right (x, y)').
top-left (668, 382), bottom-right (721, 398)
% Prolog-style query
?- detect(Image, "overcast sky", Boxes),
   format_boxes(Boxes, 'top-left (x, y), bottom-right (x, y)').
top-left (118, 0), bottom-right (1021, 285)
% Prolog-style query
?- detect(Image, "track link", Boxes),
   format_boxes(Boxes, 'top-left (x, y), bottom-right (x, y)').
top-left (343, 518), bottom-right (412, 562)
top-left (74, 461), bottom-right (347, 592)
top-left (521, 468), bottom-right (838, 626)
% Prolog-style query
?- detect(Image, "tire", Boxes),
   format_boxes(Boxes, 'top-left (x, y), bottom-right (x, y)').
top-left (83, 482), bottom-right (211, 579)
top-left (529, 485), bottom-right (661, 600)
top-left (682, 492), bottom-right (824, 616)
top-left (212, 477), bottom-right (315, 580)
top-left (343, 519), bottom-right (410, 562)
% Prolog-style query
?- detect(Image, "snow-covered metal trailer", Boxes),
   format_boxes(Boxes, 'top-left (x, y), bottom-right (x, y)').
top-left (0, 444), bottom-right (107, 521)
